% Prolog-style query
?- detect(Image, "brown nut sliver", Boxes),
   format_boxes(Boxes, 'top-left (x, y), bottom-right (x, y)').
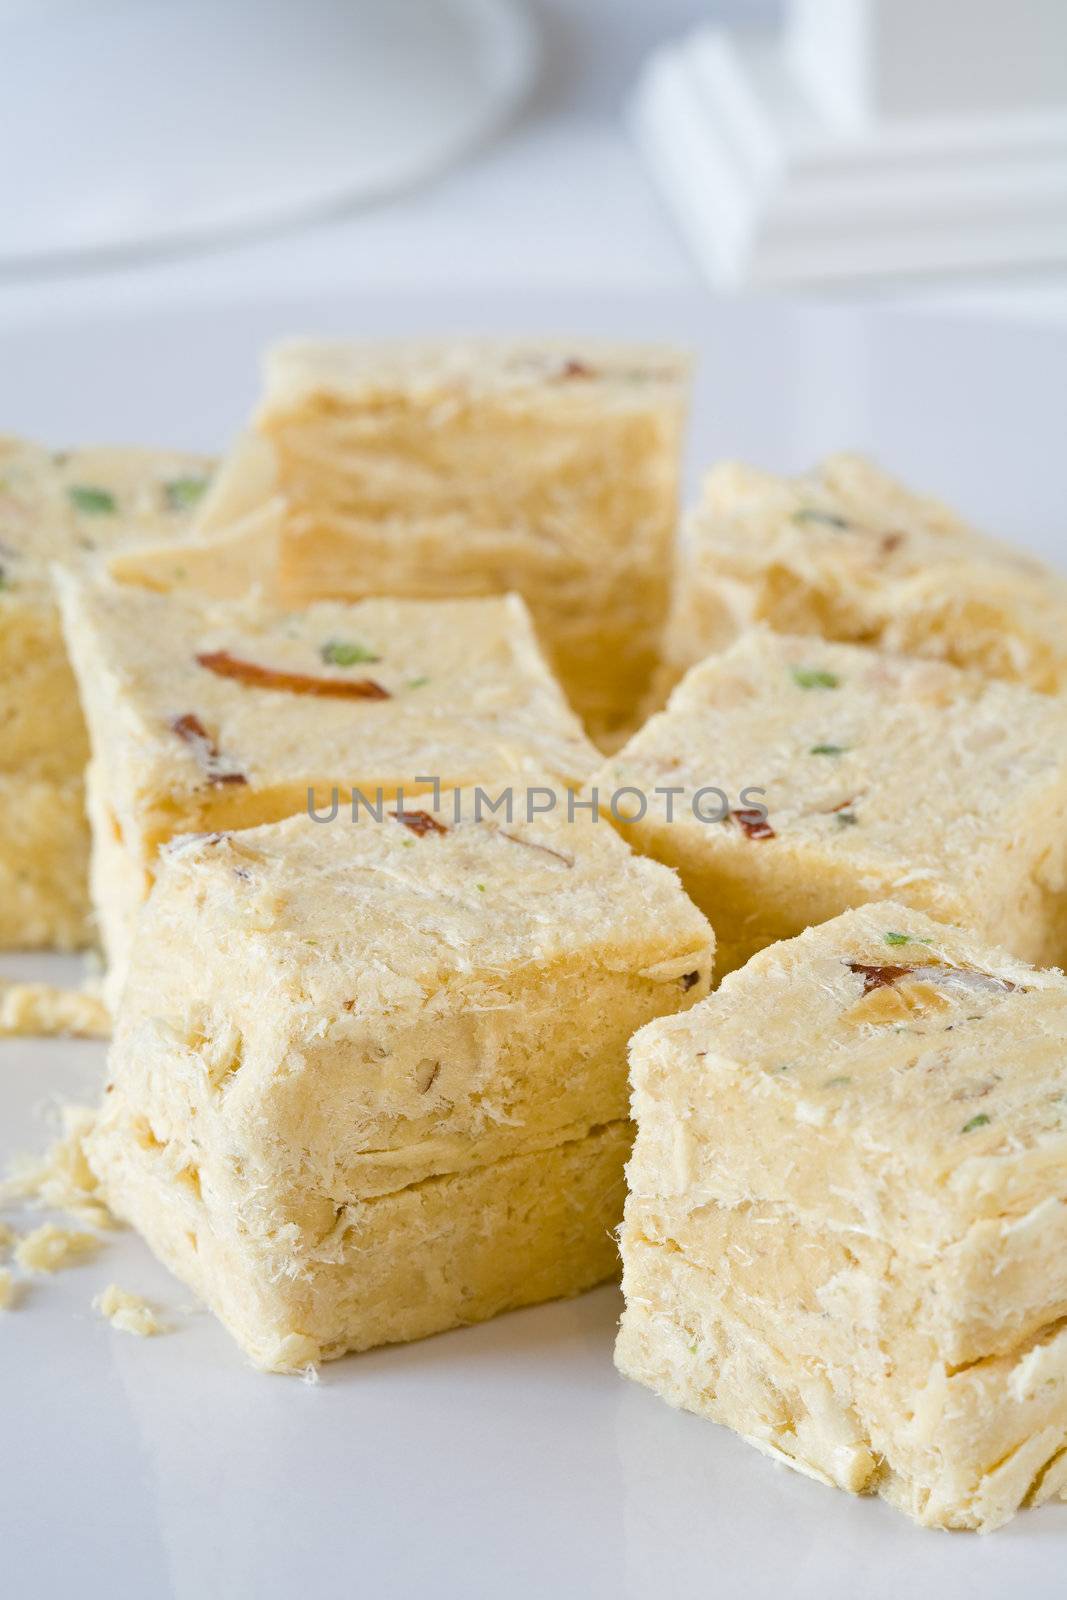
top-left (391, 810), bottom-right (447, 837)
top-left (196, 650), bottom-right (390, 700)
top-left (846, 961), bottom-right (915, 995)
top-left (497, 829), bottom-right (575, 868)
top-left (169, 713), bottom-right (247, 786)
top-left (730, 808), bottom-right (776, 841)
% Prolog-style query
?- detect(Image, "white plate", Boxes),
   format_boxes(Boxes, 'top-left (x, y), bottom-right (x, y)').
top-left (2, 291), bottom-right (1067, 1600)
top-left (0, 0), bottom-right (537, 269)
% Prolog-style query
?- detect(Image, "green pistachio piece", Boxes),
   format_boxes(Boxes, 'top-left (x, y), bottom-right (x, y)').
top-left (791, 666), bottom-right (840, 690)
top-left (68, 485), bottom-right (117, 515)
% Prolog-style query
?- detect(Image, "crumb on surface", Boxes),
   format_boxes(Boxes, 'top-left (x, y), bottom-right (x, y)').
top-left (0, 980), bottom-right (111, 1040)
top-left (93, 1283), bottom-right (164, 1338)
top-left (15, 1223), bottom-right (101, 1274)
top-left (2, 1104), bottom-right (116, 1229)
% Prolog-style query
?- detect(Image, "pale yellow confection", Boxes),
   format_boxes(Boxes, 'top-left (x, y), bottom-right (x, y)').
top-left (0, 587), bottom-right (85, 785)
top-left (88, 795), bottom-right (714, 1369)
top-left (84, 759), bottom-right (148, 997)
top-left (15, 1223), bottom-right (100, 1273)
top-left (2, 1104), bottom-right (114, 1230)
top-left (0, 978), bottom-right (110, 1039)
top-left (246, 338), bottom-right (690, 746)
top-left (0, 437), bottom-right (212, 947)
top-left (0, 1268), bottom-right (15, 1310)
top-left (191, 431), bottom-right (278, 537)
top-left (664, 453), bottom-right (1067, 695)
top-left (107, 500), bottom-right (284, 603)
top-left (57, 574), bottom-right (601, 1001)
top-left (597, 628), bottom-right (1067, 975)
top-left (93, 1284), bottom-right (164, 1337)
top-left (617, 901), bottom-right (1067, 1532)
top-left (0, 775), bottom-right (90, 950)
top-left (0, 438), bottom-right (215, 781)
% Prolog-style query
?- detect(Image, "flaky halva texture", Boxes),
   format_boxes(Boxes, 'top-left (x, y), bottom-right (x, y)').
top-left (88, 795), bottom-right (715, 1370)
top-left (0, 437), bottom-right (212, 947)
top-left (107, 499), bottom-right (284, 604)
top-left (596, 627), bottom-right (1067, 975)
top-left (99, 340), bottom-right (689, 745)
top-left (0, 774), bottom-right (91, 950)
top-left (183, 338), bottom-right (690, 747)
top-left (664, 453), bottom-right (1067, 698)
top-left (617, 901), bottom-right (1067, 1532)
top-left (56, 573), bottom-right (600, 1004)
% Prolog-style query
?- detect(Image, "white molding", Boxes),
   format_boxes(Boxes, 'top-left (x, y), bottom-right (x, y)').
top-left (630, 25), bottom-right (1067, 288)
top-left (787, 0), bottom-right (1067, 124)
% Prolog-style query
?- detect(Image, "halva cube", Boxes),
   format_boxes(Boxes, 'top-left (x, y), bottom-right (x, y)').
top-left (665, 454), bottom-right (1067, 696)
top-left (0, 437), bottom-right (212, 946)
top-left (57, 575), bottom-right (600, 997)
top-left (89, 796), bottom-right (715, 1369)
top-left (235, 338), bottom-right (690, 746)
top-left (618, 902), bottom-right (1067, 1532)
top-left (597, 628), bottom-right (1067, 975)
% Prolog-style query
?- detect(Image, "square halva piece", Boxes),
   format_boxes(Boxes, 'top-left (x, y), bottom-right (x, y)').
top-left (597, 628), bottom-right (1067, 975)
top-left (0, 437), bottom-right (212, 947)
top-left (57, 574), bottom-right (601, 1000)
top-left (88, 797), bottom-right (715, 1370)
top-left (617, 901), bottom-right (1067, 1532)
top-left (664, 454), bottom-right (1067, 696)
top-left (214, 338), bottom-right (691, 746)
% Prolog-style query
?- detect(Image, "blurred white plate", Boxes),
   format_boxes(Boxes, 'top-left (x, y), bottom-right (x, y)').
top-left (2, 289), bottom-right (1067, 1600)
top-left (0, 0), bottom-right (536, 269)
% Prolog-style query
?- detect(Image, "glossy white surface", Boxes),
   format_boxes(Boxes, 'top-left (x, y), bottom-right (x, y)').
top-left (631, 23), bottom-right (1067, 289)
top-left (2, 291), bottom-right (1067, 1598)
top-left (6, 0), bottom-right (1066, 332)
top-left (1, 0), bottom-right (536, 268)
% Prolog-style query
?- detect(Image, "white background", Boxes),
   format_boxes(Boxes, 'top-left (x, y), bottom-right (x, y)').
top-left (3, 0), bottom-right (1067, 332)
